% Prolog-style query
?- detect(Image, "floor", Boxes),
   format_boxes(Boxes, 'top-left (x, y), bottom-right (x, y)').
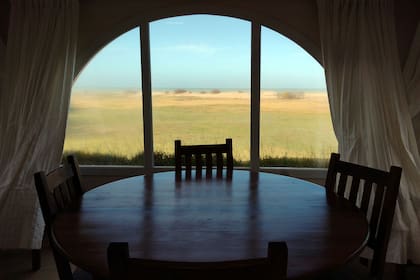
top-left (1, 246), bottom-right (420, 280)
top-left (0, 248), bottom-right (58, 280)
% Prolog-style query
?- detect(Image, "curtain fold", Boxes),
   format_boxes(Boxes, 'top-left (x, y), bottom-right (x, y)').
top-left (0, 38), bottom-right (5, 90)
top-left (318, 0), bottom-right (420, 263)
top-left (0, 0), bottom-right (79, 249)
top-left (403, 23), bottom-right (420, 152)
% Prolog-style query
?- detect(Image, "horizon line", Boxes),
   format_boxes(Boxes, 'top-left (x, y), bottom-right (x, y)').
top-left (72, 87), bottom-right (327, 92)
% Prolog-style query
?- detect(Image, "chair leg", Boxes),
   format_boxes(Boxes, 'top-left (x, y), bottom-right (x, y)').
top-left (396, 263), bottom-right (406, 280)
top-left (32, 249), bottom-right (41, 271)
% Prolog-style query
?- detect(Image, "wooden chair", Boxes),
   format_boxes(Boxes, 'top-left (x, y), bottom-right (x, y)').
top-left (324, 153), bottom-right (402, 280)
top-left (175, 138), bottom-right (233, 181)
top-left (107, 241), bottom-right (288, 280)
top-left (34, 155), bottom-right (91, 280)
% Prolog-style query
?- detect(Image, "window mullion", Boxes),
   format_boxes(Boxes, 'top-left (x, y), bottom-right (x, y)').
top-left (250, 21), bottom-right (261, 172)
top-left (140, 23), bottom-right (154, 174)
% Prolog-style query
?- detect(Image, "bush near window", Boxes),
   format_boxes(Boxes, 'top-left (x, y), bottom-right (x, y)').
top-left (63, 151), bottom-right (329, 167)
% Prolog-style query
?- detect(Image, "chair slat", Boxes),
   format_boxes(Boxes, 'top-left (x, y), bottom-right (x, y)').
top-left (337, 173), bottom-right (348, 197)
top-left (66, 181), bottom-right (76, 200)
top-left (67, 155), bottom-right (84, 194)
top-left (216, 153), bottom-right (223, 178)
top-left (195, 154), bottom-right (203, 179)
top-left (59, 184), bottom-right (71, 209)
top-left (46, 192), bottom-right (58, 218)
top-left (206, 153), bottom-right (212, 178)
top-left (185, 153), bottom-right (192, 180)
top-left (53, 187), bottom-right (65, 210)
top-left (360, 180), bottom-right (373, 215)
top-left (175, 140), bottom-right (182, 181)
top-left (325, 153), bottom-right (339, 195)
top-left (226, 139), bottom-right (233, 179)
top-left (348, 176), bottom-right (361, 204)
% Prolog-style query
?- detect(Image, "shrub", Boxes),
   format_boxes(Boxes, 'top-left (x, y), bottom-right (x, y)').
top-left (277, 91), bottom-right (305, 100)
top-left (174, 89), bottom-right (187, 94)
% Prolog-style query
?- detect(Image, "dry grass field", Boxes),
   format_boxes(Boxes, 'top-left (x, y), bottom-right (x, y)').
top-left (63, 89), bottom-right (337, 165)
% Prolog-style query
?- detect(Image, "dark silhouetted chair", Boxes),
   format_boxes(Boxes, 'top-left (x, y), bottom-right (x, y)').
top-left (175, 138), bottom-right (233, 181)
top-left (324, 153), bottom-right (402, 280)
top-left (107, 241), bottom-right (288, 280)
top-left (34, 155), bottom-right (91, 280)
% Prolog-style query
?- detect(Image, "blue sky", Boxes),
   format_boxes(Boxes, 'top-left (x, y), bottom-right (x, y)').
top-left (73, 15), bottom-right (326, 90)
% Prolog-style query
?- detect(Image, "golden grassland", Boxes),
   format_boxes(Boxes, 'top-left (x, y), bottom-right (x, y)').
top-left (64, 89), bottom-right (337, 161)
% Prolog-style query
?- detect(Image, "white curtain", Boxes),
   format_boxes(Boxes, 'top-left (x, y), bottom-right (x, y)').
top-left (0, 0), bottom-right (78, 249)
top-left (318, 0), bottom-right (420, 263)
top-left (404, 24), bottom-right (420, 151)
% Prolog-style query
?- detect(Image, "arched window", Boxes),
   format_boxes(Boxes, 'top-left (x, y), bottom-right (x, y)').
top-left (64, 28), bottom-right (144, 164)
top-left (260, 26), bottom-right (336, 166)
top-left (64, 15), bottom-right (336, 168)
top-left (150, 15), bottom-right (251, 164)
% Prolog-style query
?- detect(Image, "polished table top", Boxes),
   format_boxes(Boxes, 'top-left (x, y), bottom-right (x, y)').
top-left (53, 170), bottom-right (368, 279)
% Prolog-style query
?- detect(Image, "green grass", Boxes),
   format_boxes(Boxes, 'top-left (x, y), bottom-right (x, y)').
top-left (63, 90), bottom-right (337, 167)
top-left (63, 151), bottom-right (330, 167)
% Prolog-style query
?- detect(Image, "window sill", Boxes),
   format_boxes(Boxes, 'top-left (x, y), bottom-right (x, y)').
top-left (79, 165), bottom-right (327, 182)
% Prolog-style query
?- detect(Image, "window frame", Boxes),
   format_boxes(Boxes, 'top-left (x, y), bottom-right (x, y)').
top-left (140, 18), bottom-right (264, 175)
top-left (71, 15), bottom-right (331, 180)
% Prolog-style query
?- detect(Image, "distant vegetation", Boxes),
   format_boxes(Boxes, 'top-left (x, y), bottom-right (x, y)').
top-left (277, 91), bottom-right (305, 99)
top-left (63, 151), bottom-right (329, 167)
top-left (259, 155), bottom-right (329, 167)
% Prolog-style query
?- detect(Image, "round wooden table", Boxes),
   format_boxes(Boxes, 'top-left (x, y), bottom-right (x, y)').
top-left (53, 170), bottom-right (368, 279)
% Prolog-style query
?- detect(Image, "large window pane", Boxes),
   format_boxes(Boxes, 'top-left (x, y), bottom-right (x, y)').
top-left (64, 28), bottom-right (143, 165)
top-left (150, 15), bottom-right (251, 166)
top-left (260, 26), bottom-right (337, 167)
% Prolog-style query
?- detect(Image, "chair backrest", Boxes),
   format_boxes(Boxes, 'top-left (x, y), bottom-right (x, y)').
top-left (34, 154), bottom-right (84, 225)
top-left (34, 154), bottom-right (85, 280)
top-left (324, 153), bottom-right (402, 279)
top-left (175, 138), bottom-right (233, 181)
top-left (107, 242), bottom-right (287, 280)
